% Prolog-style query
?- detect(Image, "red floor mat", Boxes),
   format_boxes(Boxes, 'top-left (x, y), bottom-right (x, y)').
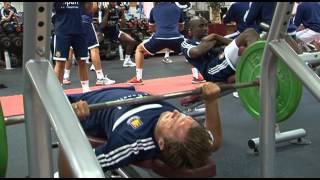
top-left (0, 75), bottom-right (203, 117)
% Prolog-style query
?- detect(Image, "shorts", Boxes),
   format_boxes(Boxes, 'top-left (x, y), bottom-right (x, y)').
top-left (224, 39), bottom-right (240, 70)
top-left (296, 28), bottom-right (320, 44)
top-left (53, 33), bottom-right (88, 61)
top-left (103, 26), bottom-right (122, 42)
top-left (84, 22), bottom-right (99, 49)
top-left (143, 36), bottom-right (184, 55)
top-left (205, 57), bottom-right (235, 82)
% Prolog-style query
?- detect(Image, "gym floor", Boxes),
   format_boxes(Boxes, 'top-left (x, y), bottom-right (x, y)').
top-left (1, 54), bottom-right (320, 178)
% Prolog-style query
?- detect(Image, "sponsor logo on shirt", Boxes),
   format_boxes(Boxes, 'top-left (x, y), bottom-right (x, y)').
top-left (127, 116), bottom-right (143, 129)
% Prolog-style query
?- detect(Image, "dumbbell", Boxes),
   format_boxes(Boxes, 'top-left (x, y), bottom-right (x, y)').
top-left (12, 35), bottom-right (22, 49)
top-left (0, 34), bottom-right (12, 50)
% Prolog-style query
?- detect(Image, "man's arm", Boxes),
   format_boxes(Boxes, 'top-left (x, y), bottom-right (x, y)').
top-left (99, 8), bottom-right (109, 31)
top-left (118, 7), bottom-right (126, 29)
top-left (293, 4), bottom-right (303, 28)
top-left (201, 82), bottom-right (222, 152)
top-left (178, 10), bottom-right (185, 32)
top-left (148, 8), bottom-right (156, 32)
top-left (222, 3), bottom-right (235, 24)
top-left (187, 34), bottom-right (231, 59)
top-left (244, 2), bottom-right (261, 26)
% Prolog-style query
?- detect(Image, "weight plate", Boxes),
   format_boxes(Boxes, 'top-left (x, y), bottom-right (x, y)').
top-left (0, 102), bottom-right (8, 177)
top-left (236, 41), bottom-right (302, 123)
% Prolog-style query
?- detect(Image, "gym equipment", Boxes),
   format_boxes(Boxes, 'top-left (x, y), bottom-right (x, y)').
top-left (0, 84), bottom-right (7, 89)
top-left (3, 51), bottom-right (12, 70)
top-left (2, 80), bottom-right (259, 126)
top-left (0, 80), bottom-right (259, 178)
top-left (0, 35), bottom-right (12, 50)
top-left (0, 103), bottom-right (8, 178)
top-left (236, 40), bottom-right (303, 123)
top-left (88, 80), bottom-right (259, 111)
top-left (248, 127), bottom-right (309, 153)
top-left (11, 35), bottom-right (22, 49)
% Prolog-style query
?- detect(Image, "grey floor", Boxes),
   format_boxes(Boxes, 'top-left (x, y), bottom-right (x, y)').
top-left (1, 54), bottom-right (320, 178)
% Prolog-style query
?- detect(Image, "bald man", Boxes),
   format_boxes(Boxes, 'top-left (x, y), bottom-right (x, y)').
top-left (181, 16), bottom-right (260, 82)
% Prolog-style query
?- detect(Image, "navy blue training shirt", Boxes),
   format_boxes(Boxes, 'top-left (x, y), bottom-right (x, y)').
top-left (81, 8), bottom-right (93, 24)
top-left (294, 2), bottom-right (320, 33)
top-left (67, 87), bottom-right (178, 171)
top-left (223, 2), bottom-right (252, 33)
top-left (53, 2), bottom-right (85, 35)
top-left (245, 2), bottom-right (277, 32)
top-left (149, 2), bottom-right (184, 39)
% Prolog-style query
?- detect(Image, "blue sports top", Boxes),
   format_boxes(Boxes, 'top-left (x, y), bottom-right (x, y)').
top-left (53, 2), bottom-right (85, 35)
top-left (294, 2), bottom-right (320, 33)
top-left (149, 2), bottom-right (184, 39)
top-left (67, 87), bottom-right (177, 171)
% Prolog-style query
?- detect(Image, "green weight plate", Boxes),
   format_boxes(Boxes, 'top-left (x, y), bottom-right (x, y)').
top-left (0, 102), bottom-right (8, 177)
top-left (236, 41), bottom-right (302, 123)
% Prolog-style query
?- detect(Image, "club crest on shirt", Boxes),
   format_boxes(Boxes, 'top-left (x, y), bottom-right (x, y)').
top-left (127, 116), bottom-right (143, 129)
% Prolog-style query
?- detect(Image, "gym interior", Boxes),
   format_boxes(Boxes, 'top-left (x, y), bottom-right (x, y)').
top-left (1, 2), bottom-right (320, 178)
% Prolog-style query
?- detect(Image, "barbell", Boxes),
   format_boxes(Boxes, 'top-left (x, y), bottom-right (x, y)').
top-left (236, 41), bottom-right (302, 123)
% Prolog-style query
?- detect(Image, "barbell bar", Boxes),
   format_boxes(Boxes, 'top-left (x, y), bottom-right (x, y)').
top-left (88, 79), bottom-right (260, 111)
top-left (3, 80), bottom-right (260, 126)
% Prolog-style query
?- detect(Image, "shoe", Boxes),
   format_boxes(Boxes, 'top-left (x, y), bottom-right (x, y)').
top-left (162, 57), bottom-right (173, 64)
top-left (192, 74), bottom-right (206, 84)
top-left (63, 78), bottom-right (71, 85)
top-left (123, 59), bottom-right (136, 67)
top-left (90, 64), bottom-right (95, 71)
top-left (233, 92), bottom-right (239, 98)
top-left (54, 171), bottom-right (59, 178)
top-left (127, 76), bottom-right (144, 85)
top-left (96, 76), bottom-right (116, 86)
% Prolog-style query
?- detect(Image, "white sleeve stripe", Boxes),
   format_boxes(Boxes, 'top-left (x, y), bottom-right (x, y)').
top-left (112, 104), bottom-right (162, 131)
top-left (97, 141), bottom-right (155, 162)
top-left (100, 145), bottom-right (156, 168)
top-left (181, 40), bottom-right (196, 58)
top-left (207, 130), bottom-right (214, 145)
top-left (96, 137), bottom-right (154, 160)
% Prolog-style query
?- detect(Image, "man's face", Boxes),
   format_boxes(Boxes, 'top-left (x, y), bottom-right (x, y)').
top-left (4, 2), bottom-right (11, 9)
top-left (192, 19), bottom-right (209, 39)
top-left (110, 2), bottom-right (116, 8)
top-left (157, 110), bottom-right (199, 142)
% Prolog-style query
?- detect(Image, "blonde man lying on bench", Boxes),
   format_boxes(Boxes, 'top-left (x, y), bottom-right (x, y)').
top-left (59, 82), bottom-right (222, 177)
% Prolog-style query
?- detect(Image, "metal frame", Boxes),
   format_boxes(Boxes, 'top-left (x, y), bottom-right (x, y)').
top-left (260, 2), bottom-right (320, 177)
top-left (23, 2), bottom-right (104, 178)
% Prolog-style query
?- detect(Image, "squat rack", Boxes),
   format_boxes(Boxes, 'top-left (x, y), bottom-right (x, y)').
top-left (23, 2), bottom-right (104, 178)
top-left (260, 2), bottom-right (320, 177)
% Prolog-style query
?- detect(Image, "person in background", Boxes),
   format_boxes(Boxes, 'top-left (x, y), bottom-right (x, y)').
top-left (53, 2), bottom-right (90, 93)
top-left (62, 2), bottom-right (116, 86)
top-left (98, 2), bottom-right (137, 68)
top-left (293, 2), bottom-right (320, 44)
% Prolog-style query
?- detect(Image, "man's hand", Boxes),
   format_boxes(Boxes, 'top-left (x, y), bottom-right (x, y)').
top-left (201, 33), bottom-right (216, 42)
top-left (71, 100), bottom-right (90, 120)
top-left (201, 82), bottom-right (221, 102)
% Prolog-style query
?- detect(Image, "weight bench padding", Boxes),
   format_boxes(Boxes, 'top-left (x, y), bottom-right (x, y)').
top-left (87, 136), bottom-right (216, 178)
